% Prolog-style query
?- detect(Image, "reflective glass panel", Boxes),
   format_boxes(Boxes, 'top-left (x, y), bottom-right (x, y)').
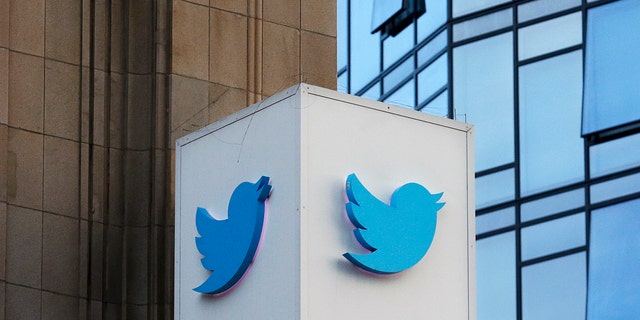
top-left (454, 33), bottom-right (514, 171)
top-left (337, 72), bottom-right (348, 93)
top-left (521, 213), bottom-right (585, 261)
top-left (417, 0), bottom-right (448, 42)
top-left (477, 232), bottom-right (516, 320)
top-left (350, 0), bottom-right (381, 93)
top-left (420, 89), bottom-right (448, 117)
top-left (588, 198), bottom-right (640, 319)
top-left (476, 207), bottom-right (515, 234)
top-left (453, 0), bottom-right (511, 18)
top-left (521, 188), bottom-right (584, 222)
top-left (518, 12), bottom-right (582, 61)
top-left (590, 132), bottom-right (640, 178)
top-left (383, 24), bottom-right (415, 69)
top-left (453, 8), bottom-right (512, 42)
top-left (383, 58), bottom-right (413, 94)
top-left (583, 0), bottom-right (640, 135)
top-left (522, 253), bottom-right (586, 320)
top-left (371, 0), bottom-right (404, 32)
top-left (361, 82), bottom-right (381, 101)
top-left (417, 53), bottom-right (447, 104)
top-left (384, 80), bottom-right (415, 109)
top-left (519, 51), bottom-right (584, 196)
top-left (517, 0), bottom-right (580, 23)
top-left (337, 0), bottom-right (348, 71)
top-left (476, 169), bottom-right (515, 209)
top-left (590, 172), bottom-right (640, 204)
top-left (417, 30), bottom-right (447, 68)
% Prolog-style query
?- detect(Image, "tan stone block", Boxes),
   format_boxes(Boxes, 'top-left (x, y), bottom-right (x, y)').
top-left (262, 22), bottom-right (300, 96)
top-left (126, 74), bottom-right (152, 150)
top-left (9, 52), bottom-right (44, 132)
top-left (42, 292), bottom-right (79, 320)
top-left (155, 74), bottom-right (168, 148)
top-left (82, 0), bottom-right (90, 67)
top-left (8, 128), bottom-right (43, 210)
top-left (152, 149), bottom-right (167, 225)
top-left (92, 0), bottom-right (107, 70)
top-left (0, 282), bottom-right (4, 318)
top-left (170, 74), bottom-right (209, 132)
top-left (43, 136), bottom-right (79, 218)
top-left (80, 143), bottom-right (89, 220)
top-left (45, 0), bottom-right (81, 64)
top-left (81, 67), bottom-right (90, 143)
top-left (91, 145), bottom-right (106, 223)
top-left (187, 0), bottom-right (208, 6)
top-left (0, 0), bottom-right (8, 47)
top-left (124, 150), bottom-right (150, 227)
top-left (210, 0), bottom-right (247, 14)
top-left (172, 0), bottom-right (209, 80)
top-left (302, 0), bottom-right (336, 36)
top-left (42, 212), bottom-right (79, 295)
top-left (6, 205), bottom-right (42, 288)
top-left (128, 0), bottom-right (154, 74)
top-left (88, 221), bottom-right (105, 300)
top-left (0, 48), bottom-right (7, 125)
top-left (110, 0), bottom-right (126, 73)
top-left (109, 72), bottom-right (126, 149)
top-left (0, 203), bottom-right (5, 280)
top-left (6, 283), bottom-right (41, 319)
top-left (93, 69), bottom-right (106, 147)
top-left (0, 125), bottom-right (6, 203)
top-left (263, 0), bottom-right (299, 28)
top-left (301, 31), bottom-right (337, 90)
top-left (9, 0), bottom-right (44, 56)
top-left (103, 225), bottom-right (123, 303)
top-left (208, 84), bottom-right (247, 122)
top-left (108, 148), bottom-right (124, 226)
top-left (44, 59), bottom-right (80, 141)
top-left (126, 226), bottom-right (149, 304)
top-left (210, 8), bottom-right (248, 89)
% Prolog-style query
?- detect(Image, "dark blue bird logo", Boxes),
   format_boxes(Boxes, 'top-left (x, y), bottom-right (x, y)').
top-left (343, 173), bottom-right (445, 274)
top-left (194, 176), bottom-right (272, 294)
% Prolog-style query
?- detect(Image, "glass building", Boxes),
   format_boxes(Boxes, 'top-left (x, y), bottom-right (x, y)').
top-left (338, 0), bottom-right (640, 319)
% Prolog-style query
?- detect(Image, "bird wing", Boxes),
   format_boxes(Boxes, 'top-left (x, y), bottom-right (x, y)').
top-left (345, 174), bottom-right (396, 251)
top-left (195, 207), bottom-right (233, 271)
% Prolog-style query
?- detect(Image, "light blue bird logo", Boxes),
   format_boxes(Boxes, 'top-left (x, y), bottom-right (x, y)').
top-left (343, 173), bottom-right (445, 274)
top-left (194, 176), bottom-right (272, 294)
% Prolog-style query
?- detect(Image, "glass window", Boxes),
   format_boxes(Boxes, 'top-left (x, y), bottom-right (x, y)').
top-left (590, 172), bottom-right (640, 204)
top-left (521, 188), bottom-right (584, 222)
top-left (521, 213), bottom-right (585, 261)
top-left (519, 51), bottom-right (584, 196)
top-left (417, 53), bottom-right (447, 104)
top-left (476, 169), bottom-right (515, 209)
top-left (453, 8), bottom-right (512, 42)
top-left (588, 198), bottom-right (640, 319)
top-left (522, 253), bottom-right (586, 320)
top-left (417, 30), bottom-right (447, 68)
top-left (477, 232), bottom-right (516, 320)
top-left (383, 24), bottom-right (415, 69)
top-left (517, 0), bottom-right (580, 23)
top-left (453, 0), bottom-right (511, 18)
top-left (361, 82), bottom-right (381, 101)
top-left (371, 0), bottom-right (404, 32)
top-left (337, 0), bottom-right (348, 71)
top-left (383, 58), bottom-right (413, 94)
top-left (518, 12), bottom-right (582, 61)
top-left (350, 0), bottom-right (381, 93)
top-left (582, 0), bottom-right (640, 135)
top-left (337, 72), bottom-right (348, 93)
top-left (590, 132), bottom-right (640, 178)
top-left (420, 89), bottom-right (448, 117)
top-left (453, 33), bottom-right (514, 172)
top-left (417, 0), bottom-right (448, 42)
top-left (384, 80), bottom-right (415, 109)
top-left (476, 207), bottom-right (514, 234)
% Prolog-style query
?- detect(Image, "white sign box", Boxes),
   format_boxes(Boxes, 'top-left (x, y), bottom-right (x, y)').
top-left (175, 84), bottom-right (475, 319)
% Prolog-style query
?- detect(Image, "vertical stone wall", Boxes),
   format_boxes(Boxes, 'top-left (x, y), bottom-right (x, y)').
top-left (0, 0), bottom-right (335, 319)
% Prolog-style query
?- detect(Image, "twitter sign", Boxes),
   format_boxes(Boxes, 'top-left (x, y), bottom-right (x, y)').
top-left (193, 176), bottom-right (272, 295)
top-left (343, 173), bottom-right (445, 274)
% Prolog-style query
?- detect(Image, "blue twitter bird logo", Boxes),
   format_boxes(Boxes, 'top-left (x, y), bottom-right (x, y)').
top-left (343, 173), bottom-right (445, 274)
top-left (194, 176), bottom-right (272, 294)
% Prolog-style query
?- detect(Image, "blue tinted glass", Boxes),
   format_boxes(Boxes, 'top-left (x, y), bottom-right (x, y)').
top-left (590, 132), bottom-right (640, 178)
top-left (371, 0), bottom-right (404, 32)
top-left (453, 33), bottom-right (514, 172)
top-left (477, 232), bottom-right (516, 320)
top-left (417, 30), bottom-right (447, 68)
top-left (384, 80), bottom-right (415, 109)
top-left (420, 89), bottom-right (448, 117)
top-left (338, 0), bottom-right (348, 71)
top-left (383, 58), bottom-right (413, 93)
top-left (417, 53), bottom-right (447, 104)
top-left (521, 188), bottom-right (584, 222)
top-left (417, 0), bottom-right (448, 42)
top-left (519, 51), bottom-right (584, 196)
top-left (521, 213), bottom-right (585, 261)
top-left (522, 253), bottom-right (586, 320)
top-left (350, 0), bottom-right (381, 93)
top-left (518, 12), bottom-right (582, 61)
top-left (453, 0), bottom-right (511, 18)
top-left (590, 172), bottom-right (640, 204)
top-left (476, 207), bottom-right (515, 234)
top-left (383, 23), bottom-right (415, 69)
top-left (361, 82), bottom-right (381, 101)
top-left (338, 72), bottom-right (348, 93)
top-left (518, 0), bottom-right (581, 23)
top-left (476, 169), bottom-right (515, 209)
top-left (583, 0), bottom-right (640, 135)
top-left (588, 198), bottom-right (640, 319)
top-left (453, 8), bottom-right (512, 42)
